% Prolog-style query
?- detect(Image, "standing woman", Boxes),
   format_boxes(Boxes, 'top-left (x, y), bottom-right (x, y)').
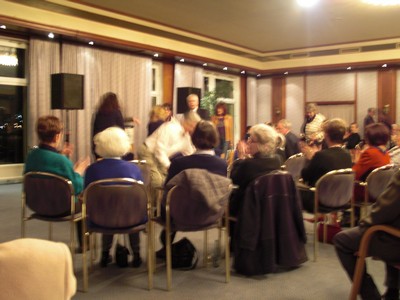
top-left (92, 92), bottom-right (124, 158)
top-left (211, 102), bottom-right (233, 157)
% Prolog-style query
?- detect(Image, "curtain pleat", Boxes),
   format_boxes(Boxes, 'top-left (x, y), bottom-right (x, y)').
top-left (28, 38), bottom-right (152, 162)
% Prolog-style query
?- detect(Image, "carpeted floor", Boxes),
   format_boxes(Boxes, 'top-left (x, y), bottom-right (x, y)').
top-left (0, 183), bottom-right (386, 299)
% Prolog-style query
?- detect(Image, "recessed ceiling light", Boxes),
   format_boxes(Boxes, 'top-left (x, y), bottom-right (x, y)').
top-left (0, 25), bottom-right (6, 29)
top-left (88, 41), bottom-right (94, 45)
top-left (257, 74), bottom-right (261, 77)
top-left (180, 58), bottom-right (185, 62)
top-left (284, 71), bottom-right (289, 75)
top-left (241, 70), bottom-right (246, 74)
top-left (223, 67), bottom-right (228, 71)
top-left (347, 66), bottom-right (352, 70)
top-left (382, 63), bottom-right (388, 68)
top-left (203, 63), bottom-right (207, 67)
top-left (297, 0), bottom-right (320, 7)
top-left (48, 32), bottom-right (55, 39)
top-left (153, 53), bottom-right (159, 57)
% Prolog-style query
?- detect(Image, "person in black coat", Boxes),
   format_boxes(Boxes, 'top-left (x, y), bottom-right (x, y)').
top-left (229, 123), bottom-right (282, 217)
top-left (186, 93), bottom-right (210, 120)
top-left (276, 119), bottom-right (300, 160)
top-left (344, 122), bottom-right (361, 150)
top-left (299, 118), bottom-right (353, 212)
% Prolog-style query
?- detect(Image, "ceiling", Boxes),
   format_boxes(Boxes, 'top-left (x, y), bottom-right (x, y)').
top-left (2, 0), bottom-right (400, 73)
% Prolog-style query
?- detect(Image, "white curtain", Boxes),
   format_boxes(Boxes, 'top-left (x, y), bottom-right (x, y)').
top-left (317, 104), bottom-right (355, 126)
top-left (28, 38), bottom-right (152, 162)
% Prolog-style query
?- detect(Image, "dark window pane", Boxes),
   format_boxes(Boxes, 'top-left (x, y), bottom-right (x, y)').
top-left (0, 47), bottom-right (25, 78)
top-left (216, 79), bottom-right (233, 99)
top-left (0, 85), bottom-right (25, 163)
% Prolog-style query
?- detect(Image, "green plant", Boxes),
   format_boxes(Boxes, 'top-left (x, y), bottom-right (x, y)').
top-left (200, 90), bottom-right (217, 115)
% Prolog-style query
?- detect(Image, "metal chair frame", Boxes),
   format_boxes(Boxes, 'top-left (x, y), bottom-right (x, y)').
top-left (282, 152), bottom-right (306, 182)
top-left (21, 171), bottom-right (82, 257)
top-left (81, 178), bottom-right (153, 292)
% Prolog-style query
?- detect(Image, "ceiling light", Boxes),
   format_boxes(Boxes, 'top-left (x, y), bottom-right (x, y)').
top-left (241, 70), bottom-right (246, 74)
top-left (48, 32), bottom-right (55, 39)
top-left (0, 47), bottom-right (18, 66)
top-left (284, 71), bottom-right (289, 75)
top-left (362, 0), bottom-right (400, 5)
top-left (180, 58), bottom-right (185, 62)
top-left (88, 41), bottom-right (94, 45)
top-left (153, 53), bottom-right (159, 57)
top-left (347, 67), bottom-right (352, 70)
top-left (223, 67), bottom-right (228, 71)
top-left (0, 25), bottom-right (6, 29)
top-left (257, 74), bottom-right (261, 77)
top-left (297, 0), bottom-right (320, 7)
top-left (382, 63), bottom-right (388, 67)
top-left (203, 63), bottom-right (207, 67)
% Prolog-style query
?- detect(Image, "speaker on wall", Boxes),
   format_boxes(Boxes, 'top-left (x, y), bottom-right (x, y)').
top-left (51, 73), bottom-right (84, 110)
top-left (177, 87), bottom-right (201, 114)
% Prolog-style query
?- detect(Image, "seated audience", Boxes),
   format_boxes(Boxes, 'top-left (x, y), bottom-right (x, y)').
top-left (84, 127), bottom-right (144, 268)
top-left (344, 122), bottom-right (361, 150)
top-left (24, 115), bottom-right (90, 251)
top-left (300, 118), bottom-right (352, 212)
top-left (334, 170), bottom-right (400, 300)
top-left (157, 120), bottom-right (228, 253)
top-left (275, 119), bottom-right (301, 160)
top-left (275, 132), bottom-right (286, 164)
top-left (229, 123), bottom-right (282, 218)
top-left (389, 127), bottom-right (400, 165)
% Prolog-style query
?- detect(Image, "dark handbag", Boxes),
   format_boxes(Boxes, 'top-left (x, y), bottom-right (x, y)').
top-left (171, 237), bottom-right (198, 270)
top-left (115, 243), bottom-right (130, 268)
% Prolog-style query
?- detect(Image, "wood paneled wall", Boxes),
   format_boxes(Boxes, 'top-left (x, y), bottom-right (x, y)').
top-left (378, 69), bottom-right (397, 122)
top-left (162, 61), bottom-right (174, 104)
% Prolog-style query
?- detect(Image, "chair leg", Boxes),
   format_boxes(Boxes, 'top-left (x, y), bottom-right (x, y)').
top-left (147, 223), bottom-right (153, 290)
top-left (323, 215), bottom-right (328, 244)
top-left (165, 225), bottom-right (172, 291)
top-left (224, 213), bottom-right (230, 283)
top-left (151, 221), bottom-right (156, 273)
top-left (203, 230), bottom-right (208, 267)
top-left (82, 231), bottom-right (89, 292)
top-left (349, 254), bottom-right (367, 300)
top-left (313, 213), bottom-right (318, 262)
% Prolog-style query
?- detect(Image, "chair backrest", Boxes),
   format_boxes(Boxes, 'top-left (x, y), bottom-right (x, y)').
top-left (282, 153), bottom-right (306, 182)
top-left (83, 178), bottom-right (148, 229)
top-left (366, 164), bottom-right (397, 202)
top-left (131, 160), bottom-right (150, 187)
top-left (315, 168), bottom-right (354, 208)
top-left (24, 171), bottom-right (75, 217)
top-left (165, 169), bottom-right (232, 230)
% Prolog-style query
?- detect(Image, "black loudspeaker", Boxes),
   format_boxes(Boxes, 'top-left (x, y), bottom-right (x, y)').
top-left (177, 87), bottom-right (201, 114)
top-left (51, 73), bottom-right (84, 109)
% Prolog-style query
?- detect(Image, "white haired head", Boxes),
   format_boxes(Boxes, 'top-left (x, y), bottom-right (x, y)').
top-left (94, 127), bottom-right (131, 158)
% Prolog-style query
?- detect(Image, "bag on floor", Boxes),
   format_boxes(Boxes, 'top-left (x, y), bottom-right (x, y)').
top-left (171, 237), bottom-right (198, 270)
top-left (317, 223), bottom-right (342, 244)
top-left (115, 243), bottom-right (130, 268)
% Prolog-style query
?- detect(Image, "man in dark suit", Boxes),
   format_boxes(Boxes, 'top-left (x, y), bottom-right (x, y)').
top-left (334, 170), bottom-right (400, 300)
top-left (363, 107), bottom-right (376, 135)
top-left (186, 93), bottom-right (210, 120)
top-left (276, 119), bottom-right (300, 160)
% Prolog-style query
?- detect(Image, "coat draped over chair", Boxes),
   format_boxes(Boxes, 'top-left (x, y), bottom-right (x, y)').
top-left (234, 171), bottom-right (308, 276)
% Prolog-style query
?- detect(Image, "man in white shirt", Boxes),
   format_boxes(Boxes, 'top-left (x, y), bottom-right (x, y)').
top-left (138, 111), bottom-right (200, 188)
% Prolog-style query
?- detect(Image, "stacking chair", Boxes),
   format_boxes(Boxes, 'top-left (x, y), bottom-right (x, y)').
top-left (21, 171), bottom-right (82, 257)
top-left (151, 168), bottom-right (232, 290)
top-left (81, 178), bottom-right (153, 292)
top-left (355, 164), bottom-right (396, 218)
top-left (282, 153), bottom-right (306, 182)
top-left (310, 168), bottom-right (355, 261)
top-left (350, 225), bottom-right (400, 300)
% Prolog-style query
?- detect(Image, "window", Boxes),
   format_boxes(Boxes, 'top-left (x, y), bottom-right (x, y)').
top-left (0, 39), bottom-right (27, 164)
top-left (203, 71), bottom-right (240, 144)
top-left (151, 62), bottom-right (163, 106)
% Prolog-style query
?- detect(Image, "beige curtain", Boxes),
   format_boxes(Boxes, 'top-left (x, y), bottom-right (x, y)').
top-left (28, 38), bottom-right (152, 162)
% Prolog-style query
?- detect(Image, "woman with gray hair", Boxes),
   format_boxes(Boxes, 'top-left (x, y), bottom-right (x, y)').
top-left (84, 127), bottom-right (144, 268)
top-left (229, 123), bottom-right (282, 218)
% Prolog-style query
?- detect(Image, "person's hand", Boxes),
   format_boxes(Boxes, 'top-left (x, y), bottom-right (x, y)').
top-left (61, 142), bottom-right (74, 157)
top-left (74, 156), bottom-right (91, 176)
top-left (236, 140), bottom-right (248, 159)
top-left (302, 144), bottom-right (319, 160)
top-left (133, 118), bottom-right (141, 126)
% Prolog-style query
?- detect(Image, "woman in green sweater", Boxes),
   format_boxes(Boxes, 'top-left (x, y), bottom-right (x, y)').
top-left (24, 115), bottom-right (90, 250)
